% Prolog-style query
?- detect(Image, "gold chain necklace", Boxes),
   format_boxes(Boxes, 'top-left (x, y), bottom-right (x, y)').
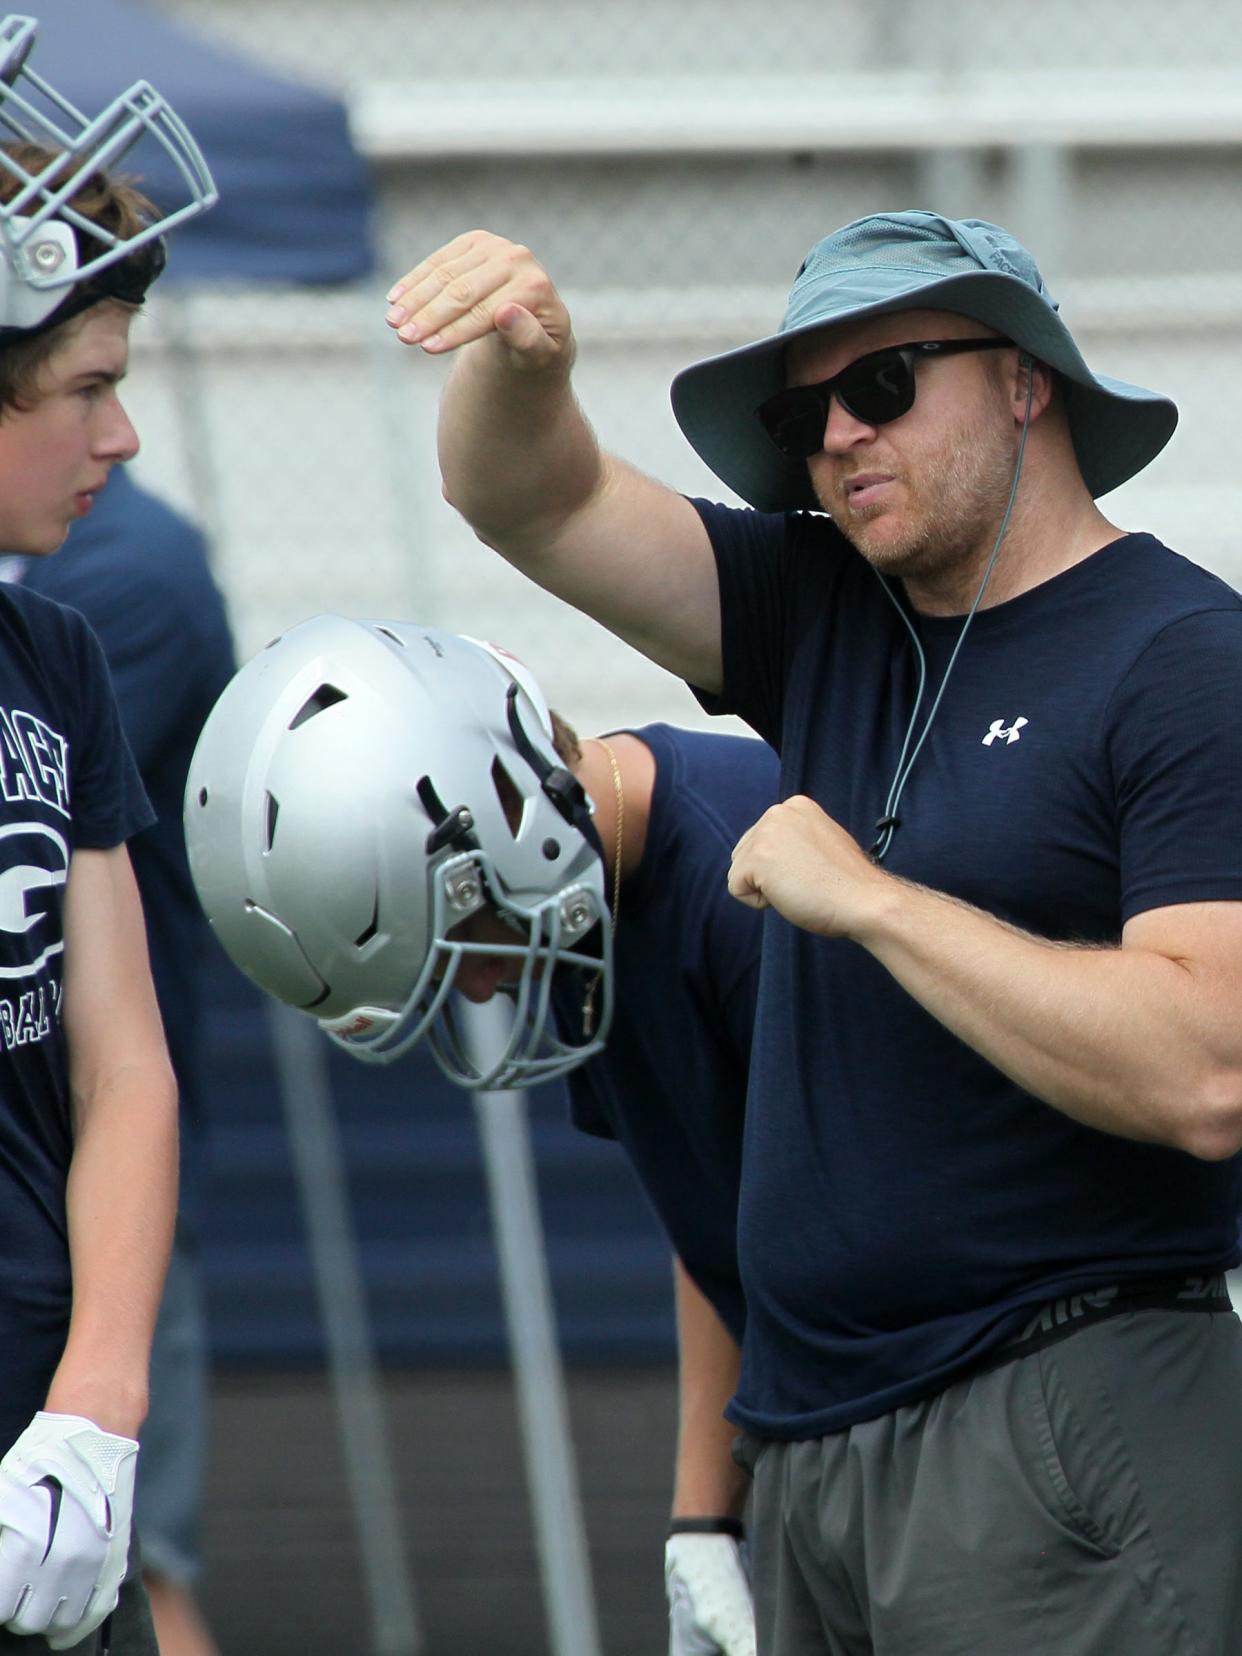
top-left (582, 738), bottom-right (623, 1038)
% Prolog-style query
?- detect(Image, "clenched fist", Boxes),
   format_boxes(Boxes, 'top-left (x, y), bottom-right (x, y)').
top-left (728, 794), bottom-right (890, 939)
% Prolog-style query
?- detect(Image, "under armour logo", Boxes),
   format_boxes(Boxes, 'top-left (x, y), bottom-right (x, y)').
top-left (982, 717), bottom-right (1028, 747)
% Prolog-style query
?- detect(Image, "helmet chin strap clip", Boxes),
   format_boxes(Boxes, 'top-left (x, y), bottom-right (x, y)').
top-left (417, 775), bottom-right (480, 857)
top-left (504, 683), bottom-right (591, 830)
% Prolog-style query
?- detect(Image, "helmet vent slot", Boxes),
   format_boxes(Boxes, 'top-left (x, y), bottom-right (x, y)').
top-left (491, 757), bottom-right (525, 837)
top-left (264, 792), bottom-right (279, 851)
top-left (289, 683), bottom-right (347, 729)
top-left (354, 893), bottom-right (380, 948)
top-left (374, 625), bottom-right (405, 646)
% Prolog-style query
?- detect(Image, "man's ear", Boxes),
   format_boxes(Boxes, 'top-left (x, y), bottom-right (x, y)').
top-left (1014, 351), bottom-right (1055, 422)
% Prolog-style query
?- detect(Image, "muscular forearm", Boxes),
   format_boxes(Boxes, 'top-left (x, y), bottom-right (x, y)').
top-left (671, 1260), bottom-right (749, 1520)
top-left (439, 334), bottom-right (607, 553)
top-left (857, 877), bottom-right (1242, 1158)
top-left (731, 796), bottom-right (1242, 1160)
top-left (439, 335), bottom-right (722, 683)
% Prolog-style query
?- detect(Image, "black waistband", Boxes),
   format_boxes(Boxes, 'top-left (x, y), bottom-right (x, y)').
top-left (972, 1271), bottom-right (1233, 1377)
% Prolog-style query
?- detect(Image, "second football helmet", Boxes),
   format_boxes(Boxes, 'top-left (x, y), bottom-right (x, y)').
top-left (184, 616), bottom-right (612, 1091)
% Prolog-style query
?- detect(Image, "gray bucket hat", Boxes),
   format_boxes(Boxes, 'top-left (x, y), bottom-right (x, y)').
top-left (670, 210), bottom-right (1177, 510)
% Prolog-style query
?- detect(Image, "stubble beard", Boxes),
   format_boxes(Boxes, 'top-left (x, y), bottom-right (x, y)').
top-left (818, 406), bottom-right (1020, 590)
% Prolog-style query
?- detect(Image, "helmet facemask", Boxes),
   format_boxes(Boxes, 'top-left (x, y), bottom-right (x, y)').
top-left (0, 13), bottom-right (216, 333)
top-left (326, 840), bottom-right (612, 1089)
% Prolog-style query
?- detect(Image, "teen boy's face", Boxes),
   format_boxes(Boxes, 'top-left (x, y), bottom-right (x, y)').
top-left (0, 302), bottom-right (140, 555)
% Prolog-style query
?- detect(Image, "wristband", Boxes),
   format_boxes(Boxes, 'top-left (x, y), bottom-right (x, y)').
top-left (668, 1516), bottom-right (745, 1540)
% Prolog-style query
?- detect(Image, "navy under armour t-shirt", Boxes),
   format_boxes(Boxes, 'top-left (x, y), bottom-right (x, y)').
top-left (0, 581), bottom-right (152, 1455)
top-left (556, 723), bottom-right (777, 1343)
top-left (15, 468), bottom-right (237, 1230)
top-left (692, 500), bottom-right (1242, 1439)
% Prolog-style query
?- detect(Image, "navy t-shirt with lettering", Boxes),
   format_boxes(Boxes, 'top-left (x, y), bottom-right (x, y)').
top-left (692, 500), bottom-right (1242, 1439)
top-left (557, 723), bottom-right (777, 1343)
top-left (0, 582), bottom-right (151, 1453)
top-left (15, 467), bottom-right (237, 1229)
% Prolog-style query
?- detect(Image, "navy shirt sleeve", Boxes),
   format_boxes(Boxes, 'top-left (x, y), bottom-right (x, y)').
top-left (688, 498), bottom-right (804, 746)
top-left (1109, 608), bottom-right (1242, 920)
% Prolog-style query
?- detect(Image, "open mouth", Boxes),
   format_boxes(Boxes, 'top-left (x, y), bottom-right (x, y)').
top-left (842, 474), bottom-right (895, 511)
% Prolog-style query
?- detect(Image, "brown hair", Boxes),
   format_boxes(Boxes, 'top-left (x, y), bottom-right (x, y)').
top-left (548, 709), bottom-right (582, 767)
top-left (0, 142), bottom-right (157, 412)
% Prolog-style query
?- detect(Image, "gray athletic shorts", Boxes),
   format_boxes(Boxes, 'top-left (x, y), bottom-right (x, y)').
top-left (736, 1286), bottom-right (1242, 1654)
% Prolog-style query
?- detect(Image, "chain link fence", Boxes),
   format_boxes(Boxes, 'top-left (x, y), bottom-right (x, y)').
top-left (134, 0), bottom-right (1242, 734)
top-left (152, 0), bottom-right (1242, 83)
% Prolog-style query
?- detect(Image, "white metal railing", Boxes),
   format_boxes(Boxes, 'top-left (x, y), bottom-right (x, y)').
top-left (351, 72), bottom-right (1242, 161)
top-left (134, 273), bottom-right (1242, 356)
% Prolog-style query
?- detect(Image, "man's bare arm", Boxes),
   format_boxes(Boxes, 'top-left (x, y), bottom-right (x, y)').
top-left (671, 1257), bottom-right (749, 1521)
top-left (387, 231), bottom-right (724, 692)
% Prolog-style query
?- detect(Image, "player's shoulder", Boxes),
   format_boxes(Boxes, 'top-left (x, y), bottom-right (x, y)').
top-left (0, 576), bottom-right (94, 645)
top-left (633, 721), bottom-right (779, 842)
top-left (633, 721), bottom-right (777, 781)
top-left (0, 580), bottom-right (111, 730)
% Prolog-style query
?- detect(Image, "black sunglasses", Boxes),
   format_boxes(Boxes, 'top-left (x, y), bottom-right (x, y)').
top-left (757, 337), bottom-right (1015, 459)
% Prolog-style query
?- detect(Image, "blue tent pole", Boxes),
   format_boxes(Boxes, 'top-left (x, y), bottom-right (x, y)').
top-left (267, 1004), bottom-right (424, 1656)
top-left (462, 998), bottom-right (604, 1656)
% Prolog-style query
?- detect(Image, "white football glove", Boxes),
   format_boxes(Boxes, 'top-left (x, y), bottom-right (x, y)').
top-left (665, 1530), bottom-right (756, 1656)
top-left (0, 1411), bottom-right (138, 1650)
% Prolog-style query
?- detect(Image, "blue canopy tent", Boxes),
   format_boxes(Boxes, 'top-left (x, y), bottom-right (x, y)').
top-left (25, 0), bottom-right (374, 281)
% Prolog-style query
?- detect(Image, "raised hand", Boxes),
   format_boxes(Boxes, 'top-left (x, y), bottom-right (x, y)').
top-left (384, 229), bottom-right (574, 369)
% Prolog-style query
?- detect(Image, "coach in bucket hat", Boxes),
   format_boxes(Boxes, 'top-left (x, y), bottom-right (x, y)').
top-left (671, 210), bottom-right (1177, 511)
top-left (394, 203), bottom-right (1242, 1656)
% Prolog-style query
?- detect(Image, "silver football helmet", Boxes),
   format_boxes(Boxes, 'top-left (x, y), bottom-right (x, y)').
top-left (184, 616), bottom-right (613, 1091)
top-left (0, 13), bottom-right (217, 332)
